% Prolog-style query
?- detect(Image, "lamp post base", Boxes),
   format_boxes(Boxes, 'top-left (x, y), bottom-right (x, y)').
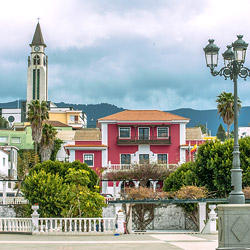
top-left (217, 204), bottom-right (250, 250)
top-left (228, 192), bottom-right (245, 204)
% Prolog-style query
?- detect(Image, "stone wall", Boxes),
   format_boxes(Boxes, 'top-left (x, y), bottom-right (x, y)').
top-left (103, 203), bottom-right (197, 231)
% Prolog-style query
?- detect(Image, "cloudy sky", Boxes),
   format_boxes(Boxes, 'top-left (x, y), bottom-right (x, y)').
top-left (1, 0), bottom-right (250, 110)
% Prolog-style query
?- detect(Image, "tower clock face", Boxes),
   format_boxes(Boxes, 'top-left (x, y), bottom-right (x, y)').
top-left (34, 46), bottom-right (40, 52)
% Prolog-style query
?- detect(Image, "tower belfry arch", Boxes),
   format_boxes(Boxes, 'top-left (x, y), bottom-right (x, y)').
top-left (27, 22), bottom-right (48, 104)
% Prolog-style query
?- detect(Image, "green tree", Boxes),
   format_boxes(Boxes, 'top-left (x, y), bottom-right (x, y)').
top-left (27, 100), bottom-right (49, 160)
top-left (17, 150), bottom-right (40, 196)
top-left (50, 138), bottom-right (63, 161)
top-left (0, 115), bottom-right (9, 129)
top-left (39, 124), bottom-right (57, 162)
top-left (21, 162), bottom-right (105, 218)
top-left (164, 138), bottom-right (250, 197)
top-left (29, 160), bottom-right (99, 191)
top-left (216, 92), bottom-right (241, 139)
top-left (216, 124), bottom-right (227, 141)
top-left (163, 162), bottom-right (197, 192)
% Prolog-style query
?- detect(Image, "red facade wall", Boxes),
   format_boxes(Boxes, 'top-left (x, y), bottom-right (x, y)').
top-left (75, 141), bottom-right (102, 145)
top-left (107, 123), bottom-right (181, 165)
top-left (75, 150), bottom-right (102, 174)
top-left (107, 124), bottom-right (138, 164)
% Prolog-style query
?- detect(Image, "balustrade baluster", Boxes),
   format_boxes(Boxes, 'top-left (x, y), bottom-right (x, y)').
top-left (83, 219), bottom-right (86, 232)
top-left (88, 219), bottom-right (91, 232)
top-left (79, 219), bottom-right (82, 232)
top-left (45, 220), bottom-right (48, 232)
top-left (69, 219), bottom-right (72, 232)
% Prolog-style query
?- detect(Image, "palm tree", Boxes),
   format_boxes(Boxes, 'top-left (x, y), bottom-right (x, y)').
top-left (39, 123), bottom-right (57, 162)
top-left (216, 92), bottom-right (241, 139)
top-left (27, 100), bottom-right (49, 160)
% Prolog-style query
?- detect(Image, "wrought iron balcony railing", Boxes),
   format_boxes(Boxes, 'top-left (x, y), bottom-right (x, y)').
top-left (117, 136), bottom-right (171, 145)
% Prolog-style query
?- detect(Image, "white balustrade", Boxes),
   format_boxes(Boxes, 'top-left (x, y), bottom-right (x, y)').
top-left (37, 218), bottom-right (116, 234)
top-left (0, 197), bottom-right (29, 205)
top-left (0, 218), bottom-right (32, 233)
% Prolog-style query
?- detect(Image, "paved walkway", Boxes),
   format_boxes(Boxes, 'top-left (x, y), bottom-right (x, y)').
top-left (0, 233), bottom-right (218, 250)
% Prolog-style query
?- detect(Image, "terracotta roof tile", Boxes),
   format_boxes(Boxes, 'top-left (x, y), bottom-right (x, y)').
top-left (46, 120), bottom-right (70, 127)
top-left (186, 127), bottom-right (203, 140)
top-left (98, 110), bottom-right (189, 122)
top-left (74, 129), bottom-right (101, 141)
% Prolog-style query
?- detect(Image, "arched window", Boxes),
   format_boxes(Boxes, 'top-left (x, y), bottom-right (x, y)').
top-left (33, 55), bottom-right (40, 65)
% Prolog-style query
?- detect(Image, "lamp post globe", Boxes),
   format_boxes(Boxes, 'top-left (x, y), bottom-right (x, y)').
top-left (203, 39), bottom-right (220, 68)
top-left (232, 35), bottom-right (248, 63)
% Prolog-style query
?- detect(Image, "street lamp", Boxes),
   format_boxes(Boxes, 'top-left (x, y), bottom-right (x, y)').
top-left (204, 35), bottom-right (249, 204)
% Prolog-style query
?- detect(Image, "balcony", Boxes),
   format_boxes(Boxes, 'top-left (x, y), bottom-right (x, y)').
top-left (103, 163), bottom-right (177, 172)
top-left (117, 136), bottom-right (171, 145)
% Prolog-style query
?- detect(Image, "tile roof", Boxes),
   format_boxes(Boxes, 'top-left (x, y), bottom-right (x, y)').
top-left (74, 129), bottom-right (101, 141)
top-left (98, 110), bottom-right (189, 122)
top-left (56, 129), bottom-right (101, 141)
top-left (186, 127), bottom-right (203, 140)
top-left (45, 120), bottom-right (71, 127)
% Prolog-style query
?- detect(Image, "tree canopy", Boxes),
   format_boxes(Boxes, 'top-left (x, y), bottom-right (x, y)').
top-left (216, 124), bottom-right (227, 141)
top-left (22, 161), bottom-right (105, 217)
top-left (216, 92), bottom-right (241, 139)
top-left (164, 137), bottom-right (250, 197)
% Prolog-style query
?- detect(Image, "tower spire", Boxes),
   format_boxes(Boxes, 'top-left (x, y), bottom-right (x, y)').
top-left (30, 22), bottom-right (46, 47)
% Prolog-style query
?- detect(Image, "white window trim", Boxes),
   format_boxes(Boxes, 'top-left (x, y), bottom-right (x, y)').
top-left (11, 137), bottom-right (21, 144)
top-left (157, 153), bottom-right (168, 164)
top-left (120, 153), bottom-right (132, 165)
top-left (138, 127), bottom-right (150, 138)
top-left (119, 127), bottom-right (131, 139)
top-left (139, 154), bottom-right (150, 164)
top-left (83, 154), bottom-right (94, 167)
top-left (157, 127), bottom-right (169, 139)
top-left (0, 137), bottom-right (8, 143)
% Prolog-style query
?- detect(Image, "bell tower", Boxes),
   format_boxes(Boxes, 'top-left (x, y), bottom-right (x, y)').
top-left (27, 22), bottom-right (48, 104)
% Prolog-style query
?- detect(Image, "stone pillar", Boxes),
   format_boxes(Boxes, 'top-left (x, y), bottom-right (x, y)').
top-left (126, 204), bottom-right (133, 234)
top-left (198, 202), bottom-right (206, 232)
top-left (102, 180), bottom-right (108, 194)
top-left (150, 181), bottom-right (157, 192)
top-left (217, 204), bottom-right (250, 250)
top-left (31, 205), bottom-right (40, 234)
top-left (202, 204), bottom-right (217, 234)
top-left (133, 181), bottom-right (140, 189)
top-left (116, 181), bottom-right (122, 198)
top-left (116, 209), bottom-right (125, 234)
top-left (113, 181), bottom-right (117, 199)
top-left (2, 180), bottom-right (6, 205)
top-left (208, 205), bottom-right (217, 233)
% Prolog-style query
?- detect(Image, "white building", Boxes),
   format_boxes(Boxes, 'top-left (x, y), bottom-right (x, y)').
top-left (0, 146), bottom-right (18, 194)
top-left (238, 127), bottom-right (250, 138)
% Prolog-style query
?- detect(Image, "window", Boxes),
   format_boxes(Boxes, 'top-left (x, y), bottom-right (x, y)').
top-left (139, 128), bottom-right (149, 140)
top-left (84, 154), bottom-right (93, 166)
top-left (0, 137), bottom-right (8, 143)
top-left (157, 127), bottom-right (169, 138)
top-left (119, 127), bottom-right (130, 138)
top-left (33, 55), bottom-right (40, 65)
top-left (121, 154), bottom-right (131, 164)
top-left (158, 154), bottom-right (168, 164)
top-left (11, 137), bottom-right (21, 143)
top-left (3, 158), bottom-right (6, 167)
top-left (69, 115), bottom-right (75, 122)
top-left (139, 154), bottom-right (149, 164)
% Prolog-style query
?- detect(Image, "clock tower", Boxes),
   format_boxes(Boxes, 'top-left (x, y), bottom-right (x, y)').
top-left (27, 22), bottom-right (48, 104)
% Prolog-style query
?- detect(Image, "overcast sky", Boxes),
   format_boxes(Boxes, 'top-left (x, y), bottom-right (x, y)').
top-left (1, 0), bottom-right (250, 110)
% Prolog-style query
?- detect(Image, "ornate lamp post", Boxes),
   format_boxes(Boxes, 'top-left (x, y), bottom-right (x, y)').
top-left (204, 35), bottom-right (249, 204)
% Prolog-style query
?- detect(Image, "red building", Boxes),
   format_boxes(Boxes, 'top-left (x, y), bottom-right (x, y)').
top-left (65, 110), bottom-right (206, 195)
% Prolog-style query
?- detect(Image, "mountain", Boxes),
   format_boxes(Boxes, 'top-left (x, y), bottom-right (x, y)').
top-left (1, 100), bottom-right (250, 135)
top-left (169, 107), bottom-right (250, 135)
